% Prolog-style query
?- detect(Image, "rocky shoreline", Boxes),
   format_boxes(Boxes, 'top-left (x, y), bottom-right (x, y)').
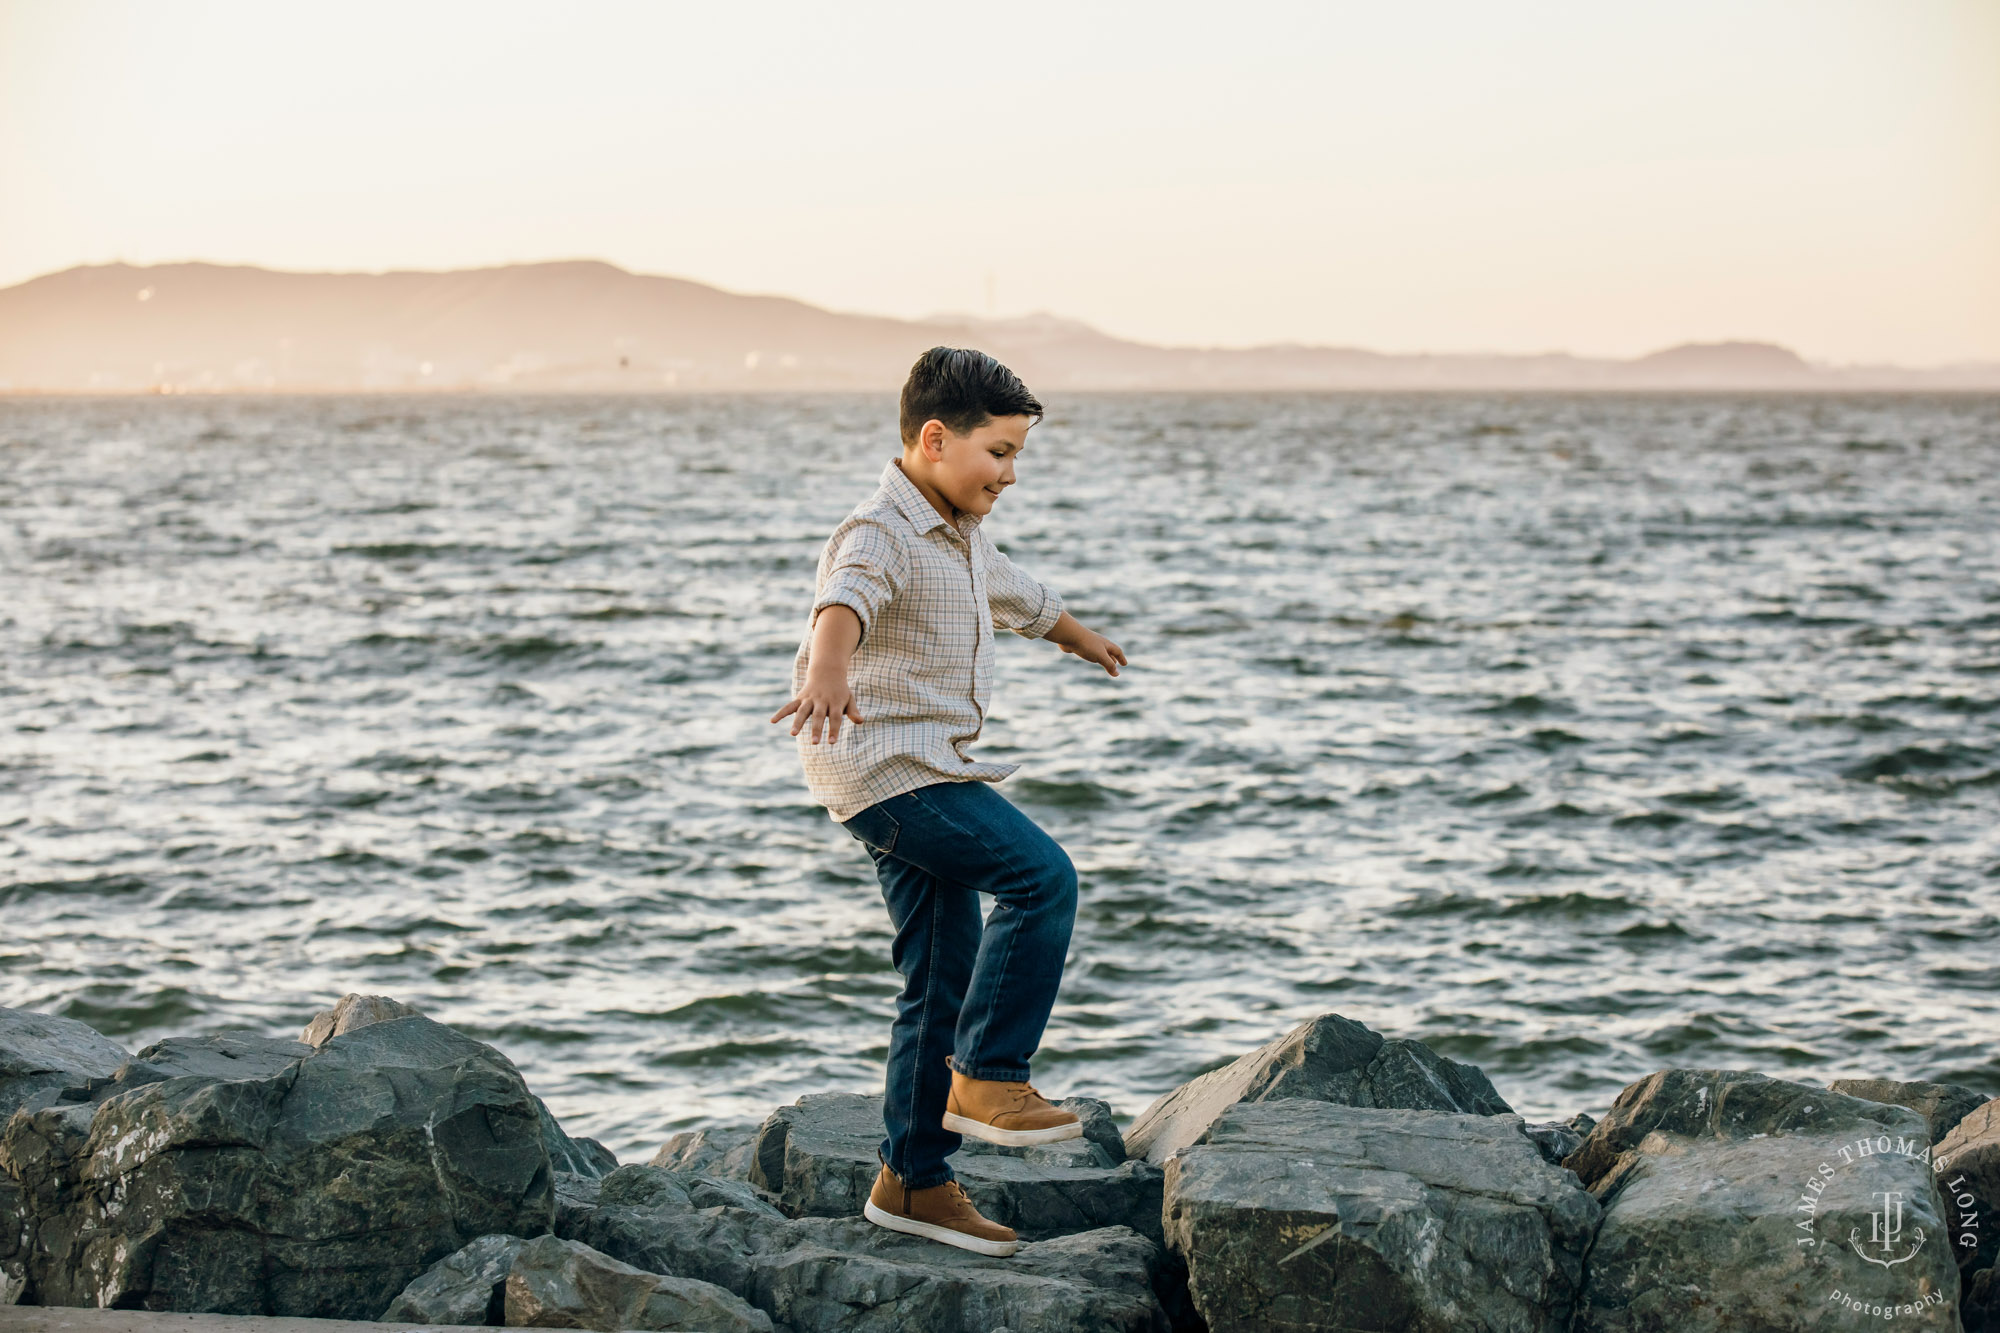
top-left (3, 997), bottom-right (1994, 1332)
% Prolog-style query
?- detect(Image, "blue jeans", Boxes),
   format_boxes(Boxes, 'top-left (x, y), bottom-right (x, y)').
top-left (841, 779), bottom-right (1079, 1189)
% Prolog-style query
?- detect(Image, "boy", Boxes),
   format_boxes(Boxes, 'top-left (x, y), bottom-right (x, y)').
top-left (769, 346), bottom-right (1126, 1257)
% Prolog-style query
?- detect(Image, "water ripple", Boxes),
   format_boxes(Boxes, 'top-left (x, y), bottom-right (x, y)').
top-left (3, 391), bottom-right (1998, 1158)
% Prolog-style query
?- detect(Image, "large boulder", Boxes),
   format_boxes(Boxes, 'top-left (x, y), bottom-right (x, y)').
top-left (1124, 1012), bottom-right (1512, 1165)
top-left (749, 1090), bottom-right (1162, 1243)
top-left (1163, 1099), bottom-right (1598, 1333)
top-left (1936, 1098), bottom-right (2000, 1280)
top-left (0, 1011), bottom-right (103, 1306)
top-left (1829, 1077), bottom-right (1990, 1146)
top-left (0, 1015), bottom-right (555, 1317)
top-left (0, 1007), bottom-right (130, 1121)
top-left (563, 1162), bottom-right (1197, 1333)
top-left (1, 1029), bottom-right (305, 1310)
top-left (1568, 1069), bottom-right (1960, 1332)
top-left (504, 1233), bottom-right (771, 1332)
top-left (300, 994), bottom-right (617, 1180)
top-left (380, 1232), bottom-right (528, 1324)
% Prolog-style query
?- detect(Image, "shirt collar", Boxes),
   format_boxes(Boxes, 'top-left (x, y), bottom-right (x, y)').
top-left (880, 458), bottom-right (980, 539)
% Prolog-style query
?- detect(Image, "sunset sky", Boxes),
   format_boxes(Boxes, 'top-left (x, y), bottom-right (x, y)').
top-left (3, 0), bottom-right (1996, 365)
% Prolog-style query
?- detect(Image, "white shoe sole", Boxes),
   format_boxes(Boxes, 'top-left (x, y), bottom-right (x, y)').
top-left (863, 1199), bottom-right (1020, 1256)
top-left (942, 1110), bottom-right (1085, 1147)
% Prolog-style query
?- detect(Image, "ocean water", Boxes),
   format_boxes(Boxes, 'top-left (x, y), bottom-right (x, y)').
top-left (3, 391), bottom-right (1997, 1162)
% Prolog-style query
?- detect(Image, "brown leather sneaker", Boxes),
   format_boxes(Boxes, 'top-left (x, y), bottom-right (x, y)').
top-left (942, 1069), bottom-right (1084, 1147)
top-left (863, 1162), bottom-right (1019, 1256)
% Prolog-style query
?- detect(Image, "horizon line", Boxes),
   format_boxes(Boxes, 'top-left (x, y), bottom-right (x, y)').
top-left (13, 255), bottom-right (1994, 375)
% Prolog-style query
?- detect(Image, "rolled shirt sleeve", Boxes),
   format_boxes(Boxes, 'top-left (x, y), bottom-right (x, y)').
top-left (983, 537), bottom-right (1064, 640)
top-left (812, 518), bottom-right (908, 644)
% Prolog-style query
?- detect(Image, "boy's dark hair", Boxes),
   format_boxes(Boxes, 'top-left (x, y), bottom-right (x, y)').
top-left (899, 346), bottom-right (1043, 445)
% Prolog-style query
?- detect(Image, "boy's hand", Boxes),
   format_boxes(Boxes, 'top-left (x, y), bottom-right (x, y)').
top-left (1058, 631), bottom-right (1127, 676)
top-left (773, 603), bottom-right (864, 744)
top-left (770, 675), bottom-right (863, 744)
top-left (1046, 611), bottom-right (1127, 677)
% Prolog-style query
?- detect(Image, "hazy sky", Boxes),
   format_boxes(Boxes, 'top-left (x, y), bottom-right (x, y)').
top-left (3, 0), bottom-right (1996, 364)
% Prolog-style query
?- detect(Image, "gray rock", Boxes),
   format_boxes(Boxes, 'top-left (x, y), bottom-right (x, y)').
top-left (1124, 1012), bottom-right (1513, 1166)
top-left (1522, 1111), bottom-right (1596, 1167)
top-left (554, 1171), bottom-right (604, 1238)
top-left (749, 1091), bottom-right (1163, 1244)
top-left (380, 1232), bottom-right (528, 1324)
top-left (116, 1030), bottom-right (315, 1085)
top-left (0, 1028), bottom-right (319, 1309)
top-left (1163, 1099), bottom-right (1597, 1333)
top-left (0, 1012), bottom-right (554, 1318)
top-left (534, 1101), bottom-right (618, 1180)
top-left (504, 1233), bottom-right (772, 1332)
top-left (299, 992), bottom-right (423, 1047)
top-left (1570, 1069), bottom-right (1961, 1333)
top-left (300, 993), bottom-right (616, 1181)
top-left (1830, 1077), bottom-right (1990, 1146)
top-left (1520, 1112), bottom-right (1584, 1160)
top-left (0, 1007), bottom-right (130, 1120)
top-left (562, 1173), bottom-right (1195, 1333)
top-left (0, 1098), bottom-right (93, 1309)
top-left (1053, 1095), bottom-right (1128, 1164)
top-left (1936, 1097), bottom-right (2000, 1279)
top-left (601, 1148), bottom-right (786, 1220)
top-left (600, 1163), bottom-right (786, 1220)
top-left (1966, 1261), bottom-right (1997, 1333)
top-left (649, 1125), bottom-right (758, 1179)
top-left (1566, 1067), bottom-right (1944, 1192)
top-left (0, 1172), bottom-right (23, 1306)
top-left (687, 1175), bottom-right (785, 1216)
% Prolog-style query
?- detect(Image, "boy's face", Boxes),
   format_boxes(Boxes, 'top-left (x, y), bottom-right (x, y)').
top-left (910, 414), bottom-right (1034, 519)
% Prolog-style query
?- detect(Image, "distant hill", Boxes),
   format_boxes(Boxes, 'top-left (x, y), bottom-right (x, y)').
top-left (1627, 340), bottom-right (1813, 385)
top-left (1, 260), bottom-right (1993, 393)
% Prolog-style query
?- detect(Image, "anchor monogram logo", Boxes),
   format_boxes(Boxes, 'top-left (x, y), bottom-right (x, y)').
top-left (1848, 1189), bottom-right (1925, 1268)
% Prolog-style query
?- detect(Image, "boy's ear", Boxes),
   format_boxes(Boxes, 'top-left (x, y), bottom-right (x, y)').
top-left (918, 419), bottom-right (948, 461)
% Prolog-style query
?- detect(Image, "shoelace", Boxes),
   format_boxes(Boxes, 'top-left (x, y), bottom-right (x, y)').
top-left (899, 1177), bottom-right (971, 1212)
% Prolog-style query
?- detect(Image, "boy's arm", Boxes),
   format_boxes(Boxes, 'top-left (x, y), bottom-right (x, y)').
top-left (984, 538), bottom-right (1126, 677)
top-left (984, 540), bottom-right (1065, 640)
top-left (770, 519), bottom-right (906, 745)
top-left (771, 604), bottom-right (863, 744)
top-left (1044, 609), bottom-right (1127, 677)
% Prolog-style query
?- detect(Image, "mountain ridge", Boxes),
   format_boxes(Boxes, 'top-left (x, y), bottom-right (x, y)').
top-left (2, 259), bottom-right (1993, 393)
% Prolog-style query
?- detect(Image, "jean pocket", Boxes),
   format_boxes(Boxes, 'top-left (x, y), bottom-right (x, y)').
top-left (842, 805), bottom-right (900, 856)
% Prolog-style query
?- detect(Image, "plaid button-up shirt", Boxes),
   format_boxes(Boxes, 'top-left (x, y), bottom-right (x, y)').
top-left (792, 458), bottom-right (1065, 822)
